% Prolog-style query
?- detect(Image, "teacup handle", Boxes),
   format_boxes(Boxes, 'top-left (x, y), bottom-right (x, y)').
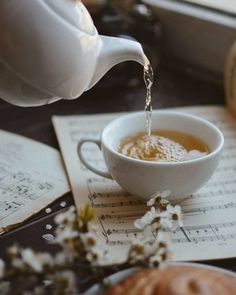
top-left (77, 138), bottom-right (112, 179)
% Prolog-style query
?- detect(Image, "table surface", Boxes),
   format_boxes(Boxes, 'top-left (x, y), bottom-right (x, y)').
top-left (0, 63), bottom-right (235, 290)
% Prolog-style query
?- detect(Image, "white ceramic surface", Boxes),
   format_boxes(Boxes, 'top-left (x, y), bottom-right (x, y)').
top-left (83, 262), bottom-right (236, 295)
top-left (0, 0), bottom-right (144, 106)
top-left (77, 111), bottom-right (224, 201)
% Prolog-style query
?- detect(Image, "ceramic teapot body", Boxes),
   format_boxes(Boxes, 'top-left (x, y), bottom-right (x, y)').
top-left (0, 0), bottom-right (145, 106)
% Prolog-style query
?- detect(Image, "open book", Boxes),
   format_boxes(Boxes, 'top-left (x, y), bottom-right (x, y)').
top-left (53, 106), bottom-right (236, 262)
top-left (0, 130), bottom-right (70, 234)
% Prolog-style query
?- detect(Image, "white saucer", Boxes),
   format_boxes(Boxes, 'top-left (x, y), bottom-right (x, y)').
top-left (83, 262), bottom-right (236, 295)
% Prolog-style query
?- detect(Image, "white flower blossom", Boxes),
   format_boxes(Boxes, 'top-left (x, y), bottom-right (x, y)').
top-left (148, 254), bottom-right (163, 267)
top-left (150, 211), bottom-right (172, 230)
top-left (0, 259), bottom-right (5, 278)
top-left (53, 226), bottom-right (79, 260)
top-left (54, 206), bottom-right (76, 225)
top-left (148, 233), bottom-right (171, 267)
top-left (166, 204), bottom-right (183, 230)
top-left (134, 207), bottom-right (175, 231)
top-left (38, 253), bottom-right (54, 268)
top-left (80, 232), bottom-right (97, 249)
top-left (128, 240), bottom-right (147, 263)
top-left (134, 207), bottom-right (156, 229)
top-left (86, 247), bottom-right (107, 266)
top-left (21, 249), bottom-right (42, 272)
top-left (147, 190), bottom-right (171, 207)
top-left (54, 227), bottom-right (79, 244)
top-left (128, 233), bottom-right (171, 265)
top-left (148, 246), bottom-right (170, 268)
top-left (140, 225), bottom-right (154, 240)
top-left (21, 249), bottom-right (54, 272)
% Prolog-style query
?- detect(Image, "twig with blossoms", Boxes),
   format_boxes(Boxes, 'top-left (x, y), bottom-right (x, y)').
top-left (0, 191), bottom-right (183, 294)
top-left (134, 190), bottom-right (183, 231)
top-left (130, 190), bottom-right (183, 269)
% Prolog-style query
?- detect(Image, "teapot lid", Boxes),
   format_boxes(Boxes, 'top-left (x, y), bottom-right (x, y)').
top-left (43, 0), bottom-right (96, 35)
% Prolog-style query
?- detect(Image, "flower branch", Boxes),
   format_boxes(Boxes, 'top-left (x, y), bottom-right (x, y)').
top-left (0, 191), bottom-right (183, 294)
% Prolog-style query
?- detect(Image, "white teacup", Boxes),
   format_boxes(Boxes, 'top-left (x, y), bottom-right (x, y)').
top-left (77, 111), bottom-right (224, 201)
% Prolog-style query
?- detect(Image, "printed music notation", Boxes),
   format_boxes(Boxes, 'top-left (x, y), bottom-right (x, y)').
top-left (0, 130), bottom-right (69, 234)
top-left (98, 217), bottom-right (236, 246)
top-left (53, 106), bottom-right (236, 261)
top-left (0, 163), bottom-right (54, 219)
top-left (173, 221), bottom-right (236, 244)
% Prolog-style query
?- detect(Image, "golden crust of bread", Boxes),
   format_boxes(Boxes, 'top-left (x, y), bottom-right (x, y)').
top-left (104, 265), bottom-right (236, 295)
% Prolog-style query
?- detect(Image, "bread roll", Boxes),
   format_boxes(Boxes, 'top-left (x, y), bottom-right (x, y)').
top-left (104, 265), bottom-right (236, 295)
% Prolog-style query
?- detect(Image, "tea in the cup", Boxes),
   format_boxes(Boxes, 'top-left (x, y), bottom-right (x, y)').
top-left (118, 130), bottom-right (209, 162)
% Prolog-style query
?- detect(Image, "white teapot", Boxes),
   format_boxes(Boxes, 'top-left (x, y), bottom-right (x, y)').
top-left (0, 0), bottom-right (145, 106)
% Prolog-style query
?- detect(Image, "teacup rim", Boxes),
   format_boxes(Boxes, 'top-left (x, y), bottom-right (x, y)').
top-left (101, 110), bottom-right (224, 166)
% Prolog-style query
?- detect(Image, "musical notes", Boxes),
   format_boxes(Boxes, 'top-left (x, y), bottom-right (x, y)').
top-left (0, 130), bottom-right (69, 234)
top-left (99, 219), bottom-right (236, 247)
top-left (53, 106), bottom-right (236, 262)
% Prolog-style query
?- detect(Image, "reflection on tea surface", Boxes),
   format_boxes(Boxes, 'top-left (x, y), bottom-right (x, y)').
top-left (118, 130), bottom-right (209, 162)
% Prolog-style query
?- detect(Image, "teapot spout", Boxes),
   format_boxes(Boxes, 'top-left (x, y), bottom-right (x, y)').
top-left (86, 35), bottom-right (146, 90)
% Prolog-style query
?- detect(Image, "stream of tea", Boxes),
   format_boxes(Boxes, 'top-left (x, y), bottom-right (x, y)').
top-left (143, 56), bottom-right (154, 136)
top-left (119, 56), bottom-right (210, 162)
top-left (118, 56), bottom-right (209, 162)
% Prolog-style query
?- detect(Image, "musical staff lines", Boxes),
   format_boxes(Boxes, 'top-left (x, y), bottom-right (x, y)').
top-left (183, 201), bottom-right (236, 215)
top-left (100, 219), bottom-right (236, 247)
top-left (173, 221), bottom-right (236, 244)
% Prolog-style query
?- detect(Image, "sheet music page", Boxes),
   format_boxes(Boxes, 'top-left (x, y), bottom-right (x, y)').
top-left (0, 130), bottom-right (70, 234)
top-left (53, 106), bottom-right (236, 261)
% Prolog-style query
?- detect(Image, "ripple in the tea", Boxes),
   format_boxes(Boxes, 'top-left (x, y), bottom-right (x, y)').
top-left (118, 130), bottom-right (209, 162)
